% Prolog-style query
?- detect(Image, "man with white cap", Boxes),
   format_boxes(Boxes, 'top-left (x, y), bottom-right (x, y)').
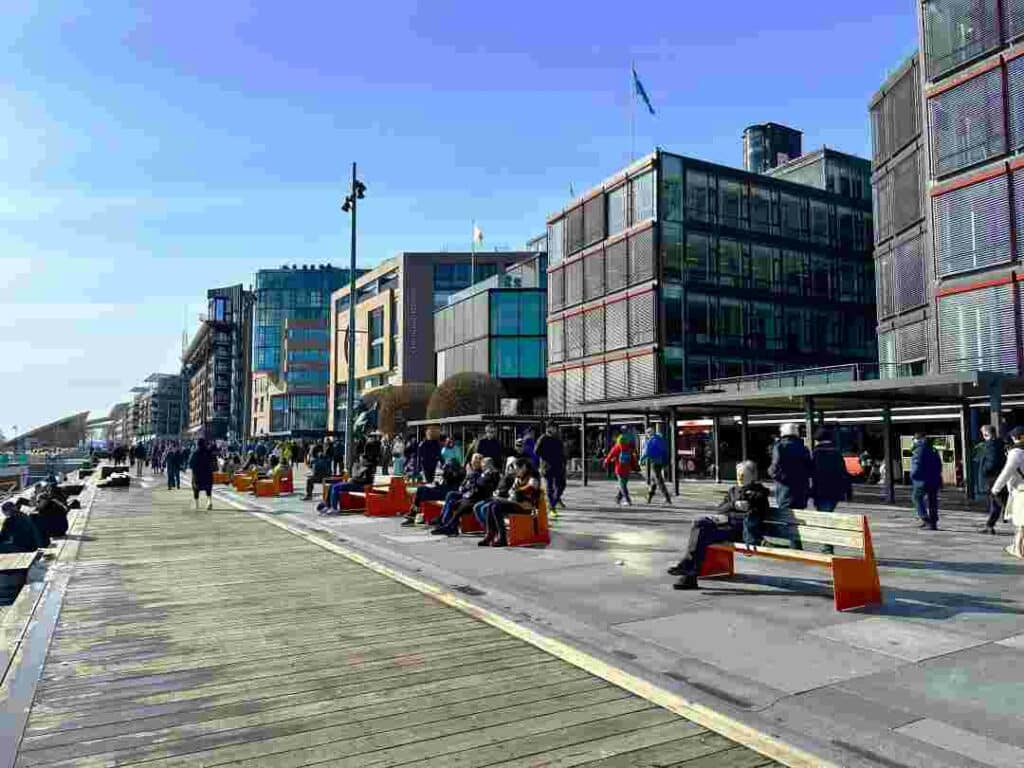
top-left (768, 423), bottom-right (812, 543)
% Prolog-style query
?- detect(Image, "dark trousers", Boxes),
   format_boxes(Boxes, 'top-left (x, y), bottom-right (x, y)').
top-left (413, 484), bottom-right (449, 508)
top-left (486, 500), bottom-right (527, 542)
top-left (543, 467), bottom-right (566, 508)
top-left (775, 484), bottom-right (806, 549)
top-left (646, 465), bottom-right (671, 502)
top-left (912, 485), bottom-right (939, 525)
top-left (422, 461), bottom-right (438, 483)
top-left (167, 466), bottom-right (180, 489)
top-left (677, 517), bottom-right (744, 577)
top-left (305, 473), bottom-right (327, 498)
top-left (986, 485), bottom-right (1007, 527)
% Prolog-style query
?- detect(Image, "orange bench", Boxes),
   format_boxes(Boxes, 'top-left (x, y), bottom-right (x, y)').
top-left (213, 471), bottom-right (230, 485)
top-left (254, 469), bottom-right (294, 497)
top-left (504, 497), bottom-right (550, 547)
top-left (233, 472), bottom-right (258, 492)
top-left (701, 509), bottom-right (882, 612)
top-left (365, 477), bottom-right (411, 517)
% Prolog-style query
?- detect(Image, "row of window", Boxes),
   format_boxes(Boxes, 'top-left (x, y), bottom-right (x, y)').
top-left (878, 322), bottom-right (929, 379)
top-left (433, 262), bottom-right (503, 292)
top-left (286, 368), bottom-right (329, 387)
top-left (435, 290), bottom-right (547, 351)
top-left (923, 0), bottom-right (1024, 81)
top-left (548, 228), bottom-right (654, 312)
top-left (871, 59), bottom-right (920, 164)
top-left (287, 327), bottom-right (330, 344)
top-left (876, 234), bottom-right (928, 319)
top-left (548, 170), bottom-right (656, 265)
top-left (436, 337), bottom-right (547, 382)
top-left (548, 292), bottom-right (656, 363)
top-left (874, 148), bottom-right (924, 244)
top-left (938, 281), bottom-right (1019, 373)
top-left (548, 353), bottom-right (657, 412)
top-left (287, 348), bottom-right (328, 363)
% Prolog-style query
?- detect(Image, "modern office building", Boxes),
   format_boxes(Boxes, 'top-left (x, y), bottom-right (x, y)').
top-left (434, 254), bottom-right (548, 410)
top-left (743, 123), bottom-right (803, 174)
top-left (768, 147), bottom-right (873, 204)
top-left (251, 264), bottom-right (355, 437)
top-left (327, 251), bottom-right (535, 432)
top-left (882, 1), bottom-right (1024, 377)
top-left (545, 148), bottom-right (877, 412)
top-left (130, 374), bottom-right (183, 441)
top-left (870, 52), bottom-right (931, 377)
top-left (104, 402), bottom-right (131, 445)
top-left (182, 284), bottom-right (254, 441)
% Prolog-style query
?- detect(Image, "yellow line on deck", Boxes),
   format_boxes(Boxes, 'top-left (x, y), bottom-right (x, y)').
top-left (217, 492), bottom-right (836, 768)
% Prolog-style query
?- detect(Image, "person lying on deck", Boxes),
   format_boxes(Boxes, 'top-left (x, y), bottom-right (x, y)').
top-left (667, 460), bottom-right (769, 591)
top-left (324, 454), bottom-right (376, 513)
top-left (431, 454), bottom-right (501, 536)
top-left (0, 500), bottom-right (44, 553)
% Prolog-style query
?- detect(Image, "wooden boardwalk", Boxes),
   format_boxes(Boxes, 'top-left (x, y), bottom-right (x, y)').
top-left (9, 482), bottom-right (779, 767)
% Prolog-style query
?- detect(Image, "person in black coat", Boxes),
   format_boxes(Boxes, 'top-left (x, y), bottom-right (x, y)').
top-left (165, 443), bottom-right (182, 490)
top-left (469, 426), bottom-right (504, 468)
top-left (810, 429), bottom-right (852, 553)
top-left (980, 424), bottom-right (1008, 534)
top-left (0, 501), bottom-right (44, 553)
top-left (768, 424), bottom-right (812, 546)
top-left (188, 438), bottom-right (216, 511)
top-left (418, 435), bottom-right (442, 483)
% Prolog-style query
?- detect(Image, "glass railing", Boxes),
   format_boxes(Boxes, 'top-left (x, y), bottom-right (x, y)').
top-left (701, 363), bottom-right (900, 393)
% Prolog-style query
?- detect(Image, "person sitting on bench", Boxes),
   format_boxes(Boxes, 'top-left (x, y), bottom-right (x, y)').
top-left (303, 447), bottom-right (333, 500)
top-left (667, 460), bottom-right (769, 590)
top-left (0, 500), bottom-right (44, 553)
top-left (401, 459), bottom-right (465, 527)
top-left (480, 460), bottom-right (542, 547)
top-left (431, 455), bottom-right (501, 536)
top-left (326, 454), bottom-right (376, 513)
top-left (33, 487), bottom-right (70, 542)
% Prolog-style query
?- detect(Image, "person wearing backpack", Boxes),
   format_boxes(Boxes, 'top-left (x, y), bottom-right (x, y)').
top-left (603, 434), bottom-right (638, 507)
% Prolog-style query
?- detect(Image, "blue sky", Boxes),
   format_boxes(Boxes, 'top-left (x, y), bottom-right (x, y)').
top-left (0, 1), bottom-right (918, 436)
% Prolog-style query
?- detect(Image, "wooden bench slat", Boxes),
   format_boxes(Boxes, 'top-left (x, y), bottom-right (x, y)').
top-left (0, 552), bottom-right (39, 572)
top-left (723, 543), bottom-right (834, 565)
top-left (784, 509), bottom-right (865, 531)
top-left (761, 521), bottom-right (866, 549)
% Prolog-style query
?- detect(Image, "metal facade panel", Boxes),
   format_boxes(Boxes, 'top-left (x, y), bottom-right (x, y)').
top-left (933, 173), bottom-right (1011, 276)
top-left (606, 239), bottom-right (628, 293)
top-left (879, 329), bottom-right (896, 377)
top-left (548, 267), bottom-right (564, 311)
top-left (893, 234), bottom-right (927, 313)
top-left (1009, 57), bottom-right (1024, 150)
top-left (896, 322), bottom-right (928, 361)
top-left (584, 362), bottom-right (605, 403)
top-left (892, 149), bottom-right (923, 233)
top-left (872, 102), bottom-right (888, 163)
top-left (584, 249), bottom-right (605, 300)
top-left (566, 206), bottom-right (584, 254)
top-left (548, 369), bottom-right (565, 413)
top-left (1007, 2), bottom-right (1024, 41)
top-left (924, 0), bottom-right (1000, 80)
top-left (565, 259), bottom-right (584, 307)
top-left (583, 195), bottom-right (606, 247)
top-left (938, 283), bottom-right (1017, 372)
top-left (565, 367), bottom-right (584, 408)
top-left (548, 318), bottom-right (564, 363)
top-left (565, 313), bottom-right (584, 360)
top-left (888, 63), bottom-right (919, 154)
top-left (876, 251), bottom-right (895, 318)
top-left (628, 353), bottom-right (657, 397)
top-left (606, 358), bottom-right (628, 399)
top-left (928, 67), bottom-right (1005, 177)
top-left (875, 170), bottom-right (893, 242)
top-left (584, 306), bottom-right (605, 356)
top-left (628, 227), bottom-right (655, 284)
top-left (628, 292), bottom-right (656, 346)
top-left (605, 299), bottom-right (628, 350)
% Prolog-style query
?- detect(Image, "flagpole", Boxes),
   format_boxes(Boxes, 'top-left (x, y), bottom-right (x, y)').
top-left (470, 219), bottom-right (476, 285)
top-left (630, 60), bottom-right (636, 163)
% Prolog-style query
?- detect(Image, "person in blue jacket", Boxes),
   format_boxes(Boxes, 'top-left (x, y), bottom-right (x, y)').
top-left (910, 433), bottom-right (942, 530)
top-left (641, 426), bottom-right (672, 504)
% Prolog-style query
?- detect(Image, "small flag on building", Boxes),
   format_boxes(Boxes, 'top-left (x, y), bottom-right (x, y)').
top-left (473, 225), bottom-right (484, 244)
top-left (632, 65), bottom-right (655, 116)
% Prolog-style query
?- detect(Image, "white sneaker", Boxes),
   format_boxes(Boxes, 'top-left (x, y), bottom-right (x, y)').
top-left (206, 500), bottom-right (213, 511)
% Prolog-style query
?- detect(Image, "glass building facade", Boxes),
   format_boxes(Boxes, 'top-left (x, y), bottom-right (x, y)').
top-left (434, 255), bottom-right (548, 391)
top-left (743, 123), bottom-right (803, 174)
top-left (546, 149), bottom-right (877, 412)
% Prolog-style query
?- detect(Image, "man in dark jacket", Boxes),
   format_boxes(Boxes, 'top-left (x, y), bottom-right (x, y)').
top-left (418, 434), bottom-right (442, 483)
top-left (363, 433), bottom-right (383, 475)
top-left (326, 454), bottom-right (376, 513)
top-left (810, 429), bottom-right (852, 553)
top-left (432, 454), bottom-right (501, 535)
top-left (0, 500), bottom-right (44, 553)
top-left (132, 443), bottom-right (147, 478)
top-left (668, 460), bottom-right (769, 590)
top-left (303, 448), bottom-right (333, 501)
top-left (980, 424), bottom-right (1008, 534)
top-left (401, 458), bottom-right (464, 526)
top-left (165, 443), bottom-right (182, 490)
top-left (535, 424), bottom-right (567, 510)
top-left (188, 438), bottom-right (216, 511)
top-left (768, 423), bottom-right (811, 547)
top-left (469, 425), bottom-right (504, 468)
top-left (910, 433), bottom-right (942, 530)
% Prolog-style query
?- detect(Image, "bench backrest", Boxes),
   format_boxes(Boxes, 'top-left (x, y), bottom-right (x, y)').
top-left (762, 509), bottom-right (870, 554)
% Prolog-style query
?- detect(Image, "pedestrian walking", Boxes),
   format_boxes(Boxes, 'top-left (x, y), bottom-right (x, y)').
top-left (165, 443), bottom-right (182, 490)
top-left (418, 433), bottom-right (442, 484)
top-left (979, 424), bottom-right (1008, 535)
top-left (603, 434), bottom-right (638, 506)
top-left (991, 426), bottom-right (1024, 558)
top-left (536, 423), bottom-right (567, 512)
top-left (768, 423), bottom-right (811, 546)
top-left (810, 428), bottom-right (852, 553)
top-left (910, 433), bottom-right (942, 530)
top-left (640, 426), bottom-right (672, 504)
top-left (132, 443), bottom-right (147, 477)
top-left (188, 438), bottom-right (216, 511)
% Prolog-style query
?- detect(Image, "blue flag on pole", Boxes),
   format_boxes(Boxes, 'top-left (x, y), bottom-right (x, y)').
top-left (632, 66), bottom-right (655, 116)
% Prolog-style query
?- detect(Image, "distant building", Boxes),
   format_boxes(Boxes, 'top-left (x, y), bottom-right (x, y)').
top-left (182, 284), bottom-right (254, 442)
top-left (328, 251), bottom-right (536, 433)
top-left (130, 374), bottom-right (182, 441)
top-left (743, 122), bottom-right (803, 174)
top-left (251, 264), bottom-right (356, 438)
top-left (545, 148), bottom-right (876, 411)
top-left (104, 403), bottom-right (132, 445)
top-left (768, 147), bottom-right (872, 204)
top-left (434, 254), bottom-right (548, 412)
top-left (0, 412), bottom-right (90, 450)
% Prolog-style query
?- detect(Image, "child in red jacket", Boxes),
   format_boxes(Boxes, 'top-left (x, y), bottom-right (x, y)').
top-left (603, 435), bottom-right (639, 506)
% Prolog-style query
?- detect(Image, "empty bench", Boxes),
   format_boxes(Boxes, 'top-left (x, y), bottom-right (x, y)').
top-left (0, 551), bottom-right (41, 603)
top-left (701, 509), bottom-right (881, 612)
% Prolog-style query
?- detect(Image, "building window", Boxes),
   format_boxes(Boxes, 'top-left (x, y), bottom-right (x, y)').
top-left (685, 169), bottom-right (711, 222)
top-left (686, 293), bottom-right (713, 345)
top-left (923, 0), bottom-right (1000, 81)
top-left (718, 177), bottom-right (746, 229)
top-left (717, 239), bottom-right (746, 288)
top-left (749, 185), bottom-right (772, 233)
top-left (933, 173), bottom-right (1012, 277)
top-left (778, 193), bottom-right (806, 239)
top-left (660, 155), bottom-right (684, 222)
top-left (630, 171), bottom-right (656, 224)
top-left (566, 206), bottom-right (585, 254)
top-left (368, 307), bottom-right (385, 369)
top-left (661, 222), bottom-right (684, 282)
top-left (583, 194), bottom-right (606, 246)
top-left (547, 219), bottom-right (564, 266)
top-left (606, 184), bottom-right (628, 236)
top-left (684, 232), bottom-right (714, 285)
top-left (928, 68), bottom-right (1005, 177)
top-left (751, 245), bottom-right (779, 292)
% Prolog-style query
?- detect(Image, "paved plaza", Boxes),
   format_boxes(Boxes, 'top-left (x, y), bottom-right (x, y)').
top-left (210, 477), bottom-right (1024, 768)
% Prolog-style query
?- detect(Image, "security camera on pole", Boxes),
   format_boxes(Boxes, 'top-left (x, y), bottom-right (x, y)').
top-left (341, 163), bottom-right (366, 475)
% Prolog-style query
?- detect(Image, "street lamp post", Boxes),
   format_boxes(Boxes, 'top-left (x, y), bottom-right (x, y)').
top-left (341, 162), bottom-right (366, 474)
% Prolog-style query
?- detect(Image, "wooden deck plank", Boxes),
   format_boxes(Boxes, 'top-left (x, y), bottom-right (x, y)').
top-left (11, 484), bottom-right (780, 768)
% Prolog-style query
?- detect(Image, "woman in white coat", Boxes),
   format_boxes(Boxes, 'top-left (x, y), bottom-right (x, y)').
top-left (991, 426), bottom-right (1024, 559)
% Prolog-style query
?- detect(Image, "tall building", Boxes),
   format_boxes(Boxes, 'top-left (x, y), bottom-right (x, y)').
top-left (327, 251), bottom-right (535, 432)
top-left (545, 148), bottom-right (877, 412)
top-left (251, 265), bottom-right (355, 437)
top-left (880, 1), bottom-right (1024, 377)
top-left (434, 254), bottom-right (548, 411)
top-left (870, 52), bottom-right (930, 377)
top-left (182, 284), bottom-right (254, 442)
top-left (743, 123), bottom-right (803, 174)
top-left (130, 374), bottom-right (183, 441)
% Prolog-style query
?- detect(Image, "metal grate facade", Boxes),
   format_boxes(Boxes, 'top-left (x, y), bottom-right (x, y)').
top-left (928, 67), bottom-right (1005, 177)
top-left (938, 283), bottom-right (1018, 373)
top-left (932, 172), bottom-right (1012, 277)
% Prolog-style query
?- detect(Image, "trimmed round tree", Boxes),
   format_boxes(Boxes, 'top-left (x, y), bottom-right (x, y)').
top-left (362, 383), bottom-right (435, 436)
top-left (427, 373), bottom-right (506, 419)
